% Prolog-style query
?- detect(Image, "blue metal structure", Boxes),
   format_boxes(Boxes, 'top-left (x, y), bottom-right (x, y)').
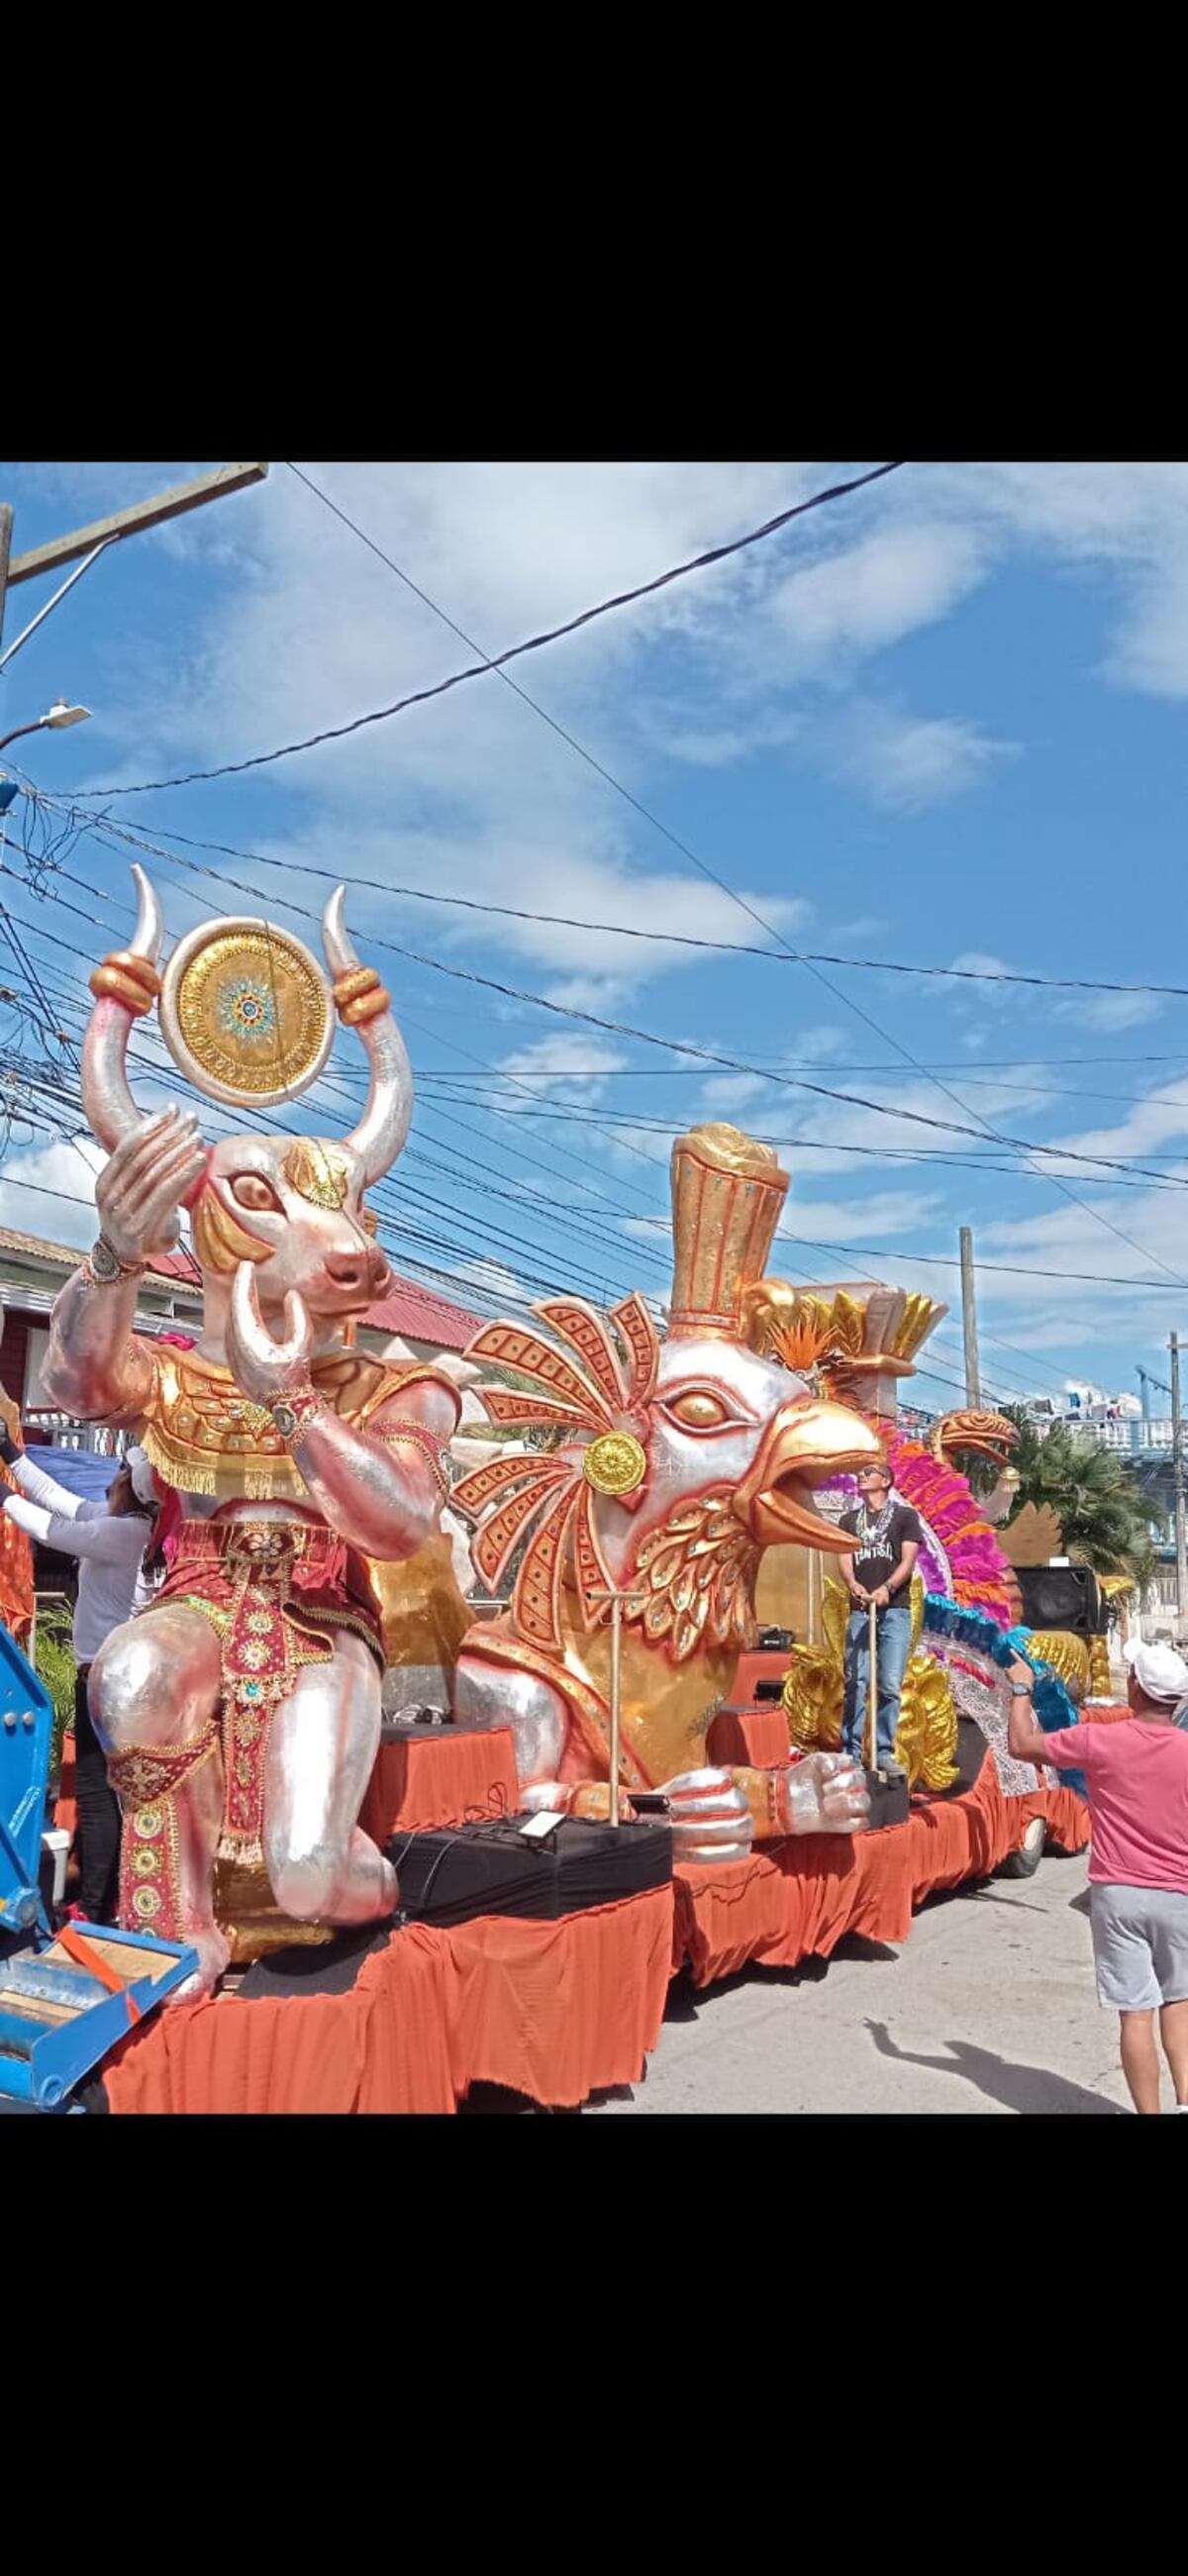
top-left (0, 1623), bottom-right (197, 2111)
top-left (0, 1623), bottom-right (53, 1940)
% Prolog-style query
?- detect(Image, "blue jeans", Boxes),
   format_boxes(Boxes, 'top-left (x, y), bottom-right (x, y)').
top-left (842, 1604), bottom-right (911, 1769)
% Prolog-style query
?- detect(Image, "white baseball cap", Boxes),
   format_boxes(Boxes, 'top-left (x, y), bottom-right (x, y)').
top-left (126, 1445), bottom-right (157, 1507)
top-left (1123, 1635), bottom-right (1188, 1704)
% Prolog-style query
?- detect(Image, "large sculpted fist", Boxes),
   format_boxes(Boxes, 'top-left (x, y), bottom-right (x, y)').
top-left (660, 1766), bottom-right (754, 1862)
top-left (95, 1110), bottom-right (206, 1268)
top-left (780, 1750), bottom-right (871, 1835)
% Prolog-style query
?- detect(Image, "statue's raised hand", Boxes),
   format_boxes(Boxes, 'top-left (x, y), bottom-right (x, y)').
top-left (95, 1110), bottom-right (206, 1269)
top-left (227, 1262), bottom-right (314, 1407)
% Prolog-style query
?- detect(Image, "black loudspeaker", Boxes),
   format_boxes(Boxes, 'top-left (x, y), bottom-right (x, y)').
top-left (389, 1817), bottom-right (673, 1929)
top-left (1016, 1563), bottom-right (1103, 1639)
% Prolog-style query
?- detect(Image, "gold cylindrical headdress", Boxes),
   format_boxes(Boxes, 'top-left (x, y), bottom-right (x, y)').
top-left (667, 1125), bottom-right (789, 1338)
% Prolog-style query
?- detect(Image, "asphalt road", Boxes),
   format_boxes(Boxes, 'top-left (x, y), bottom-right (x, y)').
top-left (590, 1844), bottom-right (1154, 2115)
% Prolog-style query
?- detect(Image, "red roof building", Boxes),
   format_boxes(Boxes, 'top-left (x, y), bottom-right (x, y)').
top-left (0, 1226), bottom-right (484, 1436)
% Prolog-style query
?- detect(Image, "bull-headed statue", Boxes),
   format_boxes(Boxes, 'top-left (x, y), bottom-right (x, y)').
top-left (42, 868), bottom-right (460, 2000)
top-left (452, 1124), bottom-right (881, 1860)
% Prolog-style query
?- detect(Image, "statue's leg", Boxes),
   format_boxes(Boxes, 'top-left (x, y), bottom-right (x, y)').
top-left (453, 1650), bottom-right (566, 1792)
top-left (263, 1632), bottom-right (395, 1926)
top-left (90, 1604), bottom-right (228, 1998)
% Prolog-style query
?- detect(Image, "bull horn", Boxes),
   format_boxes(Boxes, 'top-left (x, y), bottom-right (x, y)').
top-left (80, 864), bottom-right (163, 1148)
top-left (323, 885), bottom-right (412, 1184)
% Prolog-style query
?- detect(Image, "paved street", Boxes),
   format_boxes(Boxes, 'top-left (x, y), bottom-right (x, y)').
top-left (591, 1846), bottom-right (1157, 2115)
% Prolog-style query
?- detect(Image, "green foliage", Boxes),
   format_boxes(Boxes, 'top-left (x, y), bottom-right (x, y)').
top-left (33, 1604), bottom-right (76, 1773)
top-left (1001, 1404), bottom-right (1161, 1589)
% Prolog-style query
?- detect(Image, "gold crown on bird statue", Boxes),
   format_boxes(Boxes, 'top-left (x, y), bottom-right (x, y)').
top-left (739, 1275), bottom-right (946, 1395)
top-left (667, 1125), bottom-right (790, 1338)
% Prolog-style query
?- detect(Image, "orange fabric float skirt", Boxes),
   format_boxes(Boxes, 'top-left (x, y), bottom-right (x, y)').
top-left (103, 1885), bottom-right (675, 2114)
top-left (360, 1726), bottom-right (521, 1841)
top-left (672, 1760), bottom-right (1089, 1987)
top-left (110, 1515), bottom-right (385, 1936)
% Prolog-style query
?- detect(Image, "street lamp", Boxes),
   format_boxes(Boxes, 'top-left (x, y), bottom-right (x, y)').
top-left (0, 701), bottom-right (91, 756)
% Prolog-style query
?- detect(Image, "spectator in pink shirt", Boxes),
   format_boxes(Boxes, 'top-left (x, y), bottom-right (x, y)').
top-left (1007, 1638), bottom-right (1188, 2115)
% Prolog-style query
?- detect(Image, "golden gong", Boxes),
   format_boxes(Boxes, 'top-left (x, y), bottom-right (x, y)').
top-left (159, 918), bottom-right (335, 1109)
top-left (583, 1431), bottom-right (646, 1497)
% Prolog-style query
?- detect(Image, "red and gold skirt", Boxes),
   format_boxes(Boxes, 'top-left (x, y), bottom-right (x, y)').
top-left (113, 1516), bottom-right (385, 1927)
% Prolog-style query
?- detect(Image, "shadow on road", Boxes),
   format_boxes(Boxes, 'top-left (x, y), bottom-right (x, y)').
top-left (864, 2019), bottom-right (1121, 2114)
top-left (664, 1932), bottom-right (900, 2022)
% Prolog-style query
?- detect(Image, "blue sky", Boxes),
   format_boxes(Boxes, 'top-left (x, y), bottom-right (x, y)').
top-left (2, 457), bottom-right (1187, 1418)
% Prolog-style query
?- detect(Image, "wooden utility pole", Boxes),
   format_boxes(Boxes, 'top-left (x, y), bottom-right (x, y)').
top-left (1170, 1331), bottom-right (1187, 1629)
top-left (0, 464), bottom-right (268, 670)
top-left (959, 1226), bottom-right (980, 1406)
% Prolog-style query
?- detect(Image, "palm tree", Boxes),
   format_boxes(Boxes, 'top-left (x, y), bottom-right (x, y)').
top-left (1001, 1406), bottom-right (1161, 1588)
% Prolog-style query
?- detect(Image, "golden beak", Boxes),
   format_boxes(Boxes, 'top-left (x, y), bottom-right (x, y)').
top-left (734, 1396), bottom-right (883, 1551)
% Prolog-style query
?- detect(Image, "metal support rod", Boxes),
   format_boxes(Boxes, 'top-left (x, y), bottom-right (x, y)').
top-left (0, 541), bottom-right (115, 675)
top-left (959, 1226), bottom-right (980, 1405)
top-left (866, 1601), bottom-right (879, 1774)
top-left (1171, 1332), bottom-right (1187, 1629)
top-left (590, 1586), bottom-right (641, 1825)
top-left (608, 1595), bottom-right (622, 1830)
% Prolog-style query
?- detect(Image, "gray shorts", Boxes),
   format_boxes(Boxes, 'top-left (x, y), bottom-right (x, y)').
top-left (1089, 1883), bottom-right (1188, 2011)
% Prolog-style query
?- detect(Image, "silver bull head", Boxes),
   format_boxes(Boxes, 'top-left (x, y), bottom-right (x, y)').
top-left (80, 868), bottom-right (409, 1321)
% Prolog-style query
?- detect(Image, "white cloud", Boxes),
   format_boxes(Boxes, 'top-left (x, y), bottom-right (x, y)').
top-left (0, 1137), bottom-right (104, 1249)
top-left (700, 1072), bottom-right (770, 1113)
top-left (776, 1187), bottom-right (945, 1245)
top-left (824, 705), bottom-right (1019, 812)
top-left (497, 1033), bottom-right (627, 1103)
top-left (766, 523), bottom-right (986, 673)
top-left (1056, 986), bottom-right (1164, 1033)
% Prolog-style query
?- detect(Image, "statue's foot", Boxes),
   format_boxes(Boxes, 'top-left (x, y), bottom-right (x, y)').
top-left (164, 1923), bottom-right (231, 2007)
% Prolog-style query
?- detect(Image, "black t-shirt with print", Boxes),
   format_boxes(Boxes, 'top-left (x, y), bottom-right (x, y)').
top-left (839, 1500), bottom-right (923, 1598)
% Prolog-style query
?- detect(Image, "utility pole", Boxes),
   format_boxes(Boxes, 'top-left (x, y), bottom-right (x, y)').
top-left (0, 504), bottom-right (13, 653)
top-left (1171, 1331), bottom-right (1188, 1631)
top-left (0, 464), bottom-right (267, 673)
top-left (959, 1226), bottom-right (980, 1406)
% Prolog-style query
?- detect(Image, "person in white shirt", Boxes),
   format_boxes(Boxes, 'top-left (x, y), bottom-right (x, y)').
top-left (0, 1435), bottom-right (159, 1924)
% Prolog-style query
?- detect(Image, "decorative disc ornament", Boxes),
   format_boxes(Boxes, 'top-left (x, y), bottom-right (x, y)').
top-left (159, 917), bottom-right (335, 1108)
top-left (582, 1430), bottom-right (646, 1497)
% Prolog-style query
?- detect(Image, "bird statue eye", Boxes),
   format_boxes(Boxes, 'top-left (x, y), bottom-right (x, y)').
top-left (665, 1388), bottom-right (736, 1432)
top-left (230, 1174), bottom-right (283, 1214)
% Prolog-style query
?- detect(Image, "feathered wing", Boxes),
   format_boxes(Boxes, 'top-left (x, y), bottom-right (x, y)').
top-left (457, 1296), bottom-right (658, 1654)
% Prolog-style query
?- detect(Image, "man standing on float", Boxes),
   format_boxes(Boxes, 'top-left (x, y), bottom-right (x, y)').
top-left (838, 1459), bottom-right (922, 1780)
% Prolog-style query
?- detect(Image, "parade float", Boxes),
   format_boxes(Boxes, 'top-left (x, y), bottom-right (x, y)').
top-left (451, 1159), bottom-right (1090, 1993)
top-left (4, 873), bottom-right (1090, 2111)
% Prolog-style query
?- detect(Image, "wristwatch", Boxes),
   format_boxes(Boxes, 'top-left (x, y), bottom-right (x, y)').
top-left (269, 1388), bottom-right (322, 1446)
top-left (88, 1236), bottom-right (145, 1284)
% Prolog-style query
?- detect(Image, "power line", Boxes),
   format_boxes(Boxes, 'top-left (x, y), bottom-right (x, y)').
top-left (18, 816), bottom-right (1188, 1196)
top-left (6, 855), bottom-right (1185, 1329)
top-left (68, 460), bottom-right (906, 797)
top-left (272, 468), bottom-right (1188, 1295)
top-left (39, 784), bottom-right (1188, 1011)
